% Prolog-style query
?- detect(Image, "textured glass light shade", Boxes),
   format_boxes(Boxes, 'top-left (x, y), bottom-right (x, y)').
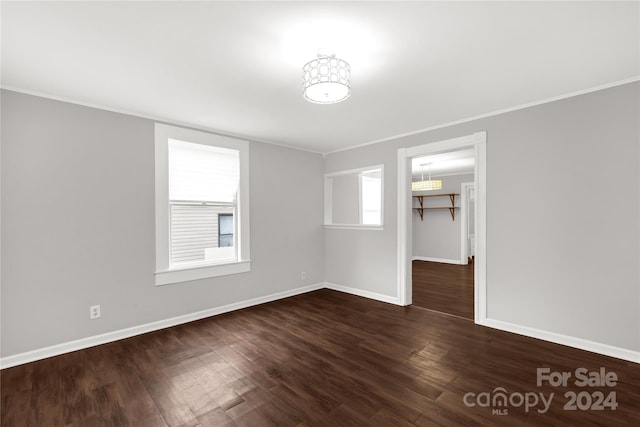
top-left (303, 54), bottom-right (351, 104)
top-left (412, 180), bottom-right (443, 191)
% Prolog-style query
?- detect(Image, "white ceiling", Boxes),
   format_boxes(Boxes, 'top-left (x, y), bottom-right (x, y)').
top-left (2, 1), bottom-right (638, 154)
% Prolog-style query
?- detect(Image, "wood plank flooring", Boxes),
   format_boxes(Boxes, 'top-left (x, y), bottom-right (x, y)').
top-left (2, 289), bottom-right (639, 426)
top-left (412, 260), bottom-right (474, 320)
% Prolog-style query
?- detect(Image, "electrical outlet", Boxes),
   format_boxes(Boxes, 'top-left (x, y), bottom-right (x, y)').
top-left (90, 305), bottom-right (101, 319)
top-left (300, 271), bottom-right (307, 280)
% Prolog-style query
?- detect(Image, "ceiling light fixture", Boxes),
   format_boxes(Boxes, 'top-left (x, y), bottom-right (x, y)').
top-left (412, 163), bottom-right (443, 191)
top-left (302, 49), bottom-right (351, 104)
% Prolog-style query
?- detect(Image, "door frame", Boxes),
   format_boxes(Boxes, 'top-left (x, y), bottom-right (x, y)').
top-left (460, 181), bottom-right (474, 264)
top-left (397, 131), bottom-right (487, 323)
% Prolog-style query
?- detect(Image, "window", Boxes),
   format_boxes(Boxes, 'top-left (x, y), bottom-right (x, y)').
top-left (218, 213), bottom-right (234, 247)
top-left (324, 165), bottom-right (384, 229)
top-left (155, 124), bottom-right (250, 285)
top-left (360, 169), bottom-right (382, 225)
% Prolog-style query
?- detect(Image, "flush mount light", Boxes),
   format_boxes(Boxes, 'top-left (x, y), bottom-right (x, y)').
top-left (302, 49), bottom-right (351, 104)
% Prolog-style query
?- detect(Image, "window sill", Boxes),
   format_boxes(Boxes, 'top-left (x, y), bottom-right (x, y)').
top-left (155, 260), bottom-right (251, 286)
top-left (323, 224), bottom-right (384, 231)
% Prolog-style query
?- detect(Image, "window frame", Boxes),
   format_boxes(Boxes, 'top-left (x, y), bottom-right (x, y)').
top-left (324, 164), bottom-right (384, 230)
top-left (154, 123), bottom-right (250, 286)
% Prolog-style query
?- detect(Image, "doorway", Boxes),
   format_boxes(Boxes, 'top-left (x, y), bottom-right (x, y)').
top-left (396, 132), bottom-right (486, 324)
top-left (409, 153), bottom-right (475, 319)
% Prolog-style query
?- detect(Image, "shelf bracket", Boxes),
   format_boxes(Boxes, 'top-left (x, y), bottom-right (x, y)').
top-left (448, 194), bottom-right (456, 221)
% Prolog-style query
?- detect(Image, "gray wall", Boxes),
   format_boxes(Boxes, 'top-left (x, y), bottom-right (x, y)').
top-left (325, 82), bottom-right (640, 351)
top-left (330, 173), bottom-right (360, 224)
top-left (324, 142), bottom-right (399, 296)
top-left (412, 173), bottom-right (473, 261)
top-left (1, 90), bottom-right (325, 357)
top-left (2, 82), bottom-right (639, 358)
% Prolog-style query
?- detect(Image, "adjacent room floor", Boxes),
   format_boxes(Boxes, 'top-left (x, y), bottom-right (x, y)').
top-left (2, 289), bottom-right (638, 426)
top-left (412, 260), bottom-right (474, 320)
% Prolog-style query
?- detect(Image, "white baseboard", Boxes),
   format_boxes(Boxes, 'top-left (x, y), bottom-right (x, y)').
top-left (0, 283), bottom-right (324, 370)
top-left (412, 256), bottom-right (465, 265)
top-left (480, 318), bottom-right (640, 364)
top-left (4, 283), bottom-right (638, 368)
top-left (324, 282), bottom-right (400, 305)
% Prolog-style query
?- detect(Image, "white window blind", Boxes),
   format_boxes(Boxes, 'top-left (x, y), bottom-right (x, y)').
top-left (168, 139), bottom-right (239, 203)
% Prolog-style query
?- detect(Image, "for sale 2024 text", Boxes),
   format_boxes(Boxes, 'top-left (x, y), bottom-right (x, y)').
top-left (537, 367), bottom-right (618, 411)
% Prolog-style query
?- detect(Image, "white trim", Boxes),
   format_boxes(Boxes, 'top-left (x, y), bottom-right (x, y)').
top-left (397, 148), bottom-right (411, 306)
top-left (324, 164), bottom-right (384, 228)
top-left (460, 182), bottom-right (474, 265)
top-left (155, 125), bottom-right (170, 272)
top-left (155, 261), bottom-right (251, 286)
top-left (237, 144), bottom-right (251, 269)
top-left (4, 282), bottom-right (637, 368)
top-left (358, 172), bottom-right (364, 224)
top-left (324, 282), bottom-right (399, 305)
top-left (4, 78), bottom-right (638, 157)
top-left (0, 283), bottom-right (325, 370)
top-left (415, 171), bottom-right (476, 179)
top-left (325, 76), bottom-right (639, 155)
top-left (474, 133), bottom-right (487, 323)
top-left (323, 225), bottom-right (384, 231)
top-left (154, 123), bottom-right (250, 286)
top-left (397, 132), bottom-right (487, 320)
top-left (0, 86), bottom-right (323, 155)
top-left (324, 164), bottom-right (385, 178)
top-left (411, 256), bottom-right (464, 265)
top-left (479, 318), bottom-right (640, 364)
top-left (377, 166), bottom-right (385, 227)
top-left (405, 134), bottom-right (479, 157)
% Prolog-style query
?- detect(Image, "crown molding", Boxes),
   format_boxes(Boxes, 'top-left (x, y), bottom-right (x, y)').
top-left (324, 76), bottom-right (640, 156)
top-left (0, 86), bottom-right (324, 156)
top-left (4, 76), bottom-right (638, 157)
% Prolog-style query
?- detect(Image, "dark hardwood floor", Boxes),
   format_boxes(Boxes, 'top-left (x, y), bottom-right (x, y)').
top-left (2, 289), bottom-right (639, 426)
top-left (412, 260), bottom-right (474, 320)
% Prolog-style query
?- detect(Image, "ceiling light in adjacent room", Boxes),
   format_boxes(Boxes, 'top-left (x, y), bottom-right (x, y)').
top-left (412, 163), bottom-right (443, 191)
top-left (303, 49), bottom-right (351, 104)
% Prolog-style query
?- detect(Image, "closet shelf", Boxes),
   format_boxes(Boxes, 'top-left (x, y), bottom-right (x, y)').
top-left (413, 193), bottom-right (459, 221)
